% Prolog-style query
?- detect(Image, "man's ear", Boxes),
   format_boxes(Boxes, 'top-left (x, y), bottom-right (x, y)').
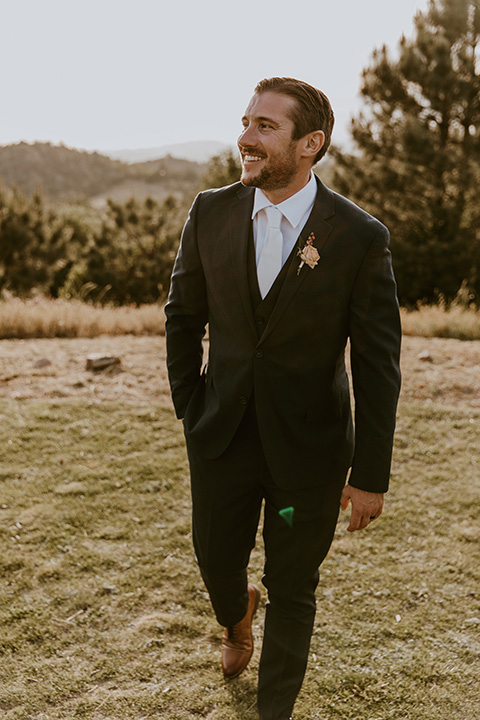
top-left (301, 130), bottom-right (325, 160)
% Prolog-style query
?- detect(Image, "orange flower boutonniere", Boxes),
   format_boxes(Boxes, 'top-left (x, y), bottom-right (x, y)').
top-left (297, 232), bottom-right (320, 275)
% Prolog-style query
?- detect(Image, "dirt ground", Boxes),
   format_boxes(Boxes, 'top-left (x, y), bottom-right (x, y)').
top-left (1, 335), bottom-right (480, 410)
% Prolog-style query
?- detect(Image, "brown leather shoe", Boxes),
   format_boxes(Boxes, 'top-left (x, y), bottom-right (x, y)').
top-left (221, 584), bottom-right (260, 678)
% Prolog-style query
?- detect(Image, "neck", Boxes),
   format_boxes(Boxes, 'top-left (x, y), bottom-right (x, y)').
top-left (262, 171), bottom-right (312, 205)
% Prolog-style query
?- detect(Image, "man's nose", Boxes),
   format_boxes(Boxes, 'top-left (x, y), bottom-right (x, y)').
top-left (238, 124), bottom-right (257, 147)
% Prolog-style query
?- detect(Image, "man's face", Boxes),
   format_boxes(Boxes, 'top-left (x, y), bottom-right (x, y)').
top-left (237, 91), bottom-right (305, 195)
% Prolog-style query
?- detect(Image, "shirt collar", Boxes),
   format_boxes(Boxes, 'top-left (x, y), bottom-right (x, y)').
top-left (251, 172), bottom-right (317, 228)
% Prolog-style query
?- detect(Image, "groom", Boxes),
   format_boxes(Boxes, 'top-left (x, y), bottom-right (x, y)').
top-left (166, 77), bottom-right (401, 719)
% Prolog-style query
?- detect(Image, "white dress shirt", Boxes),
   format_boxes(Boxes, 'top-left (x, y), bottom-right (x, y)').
top-left (251, 172), bottom-right (317, 268)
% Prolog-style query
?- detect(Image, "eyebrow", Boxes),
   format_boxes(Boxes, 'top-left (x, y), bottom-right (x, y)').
top-left (242, 114), bottom-right (280, 128)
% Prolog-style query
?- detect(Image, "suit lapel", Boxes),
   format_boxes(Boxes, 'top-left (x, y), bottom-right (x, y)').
top-left (229, 185), bottom-right (257, 339)
top-left (259, 178), bottom-right (335, 343)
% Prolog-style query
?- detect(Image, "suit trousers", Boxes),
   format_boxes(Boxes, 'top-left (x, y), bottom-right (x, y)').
top-left (185, 401), bottom-right (347, 720)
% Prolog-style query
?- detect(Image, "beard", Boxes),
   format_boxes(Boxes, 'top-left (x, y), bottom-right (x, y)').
top-left (240, 142), bottom-right (299, 192)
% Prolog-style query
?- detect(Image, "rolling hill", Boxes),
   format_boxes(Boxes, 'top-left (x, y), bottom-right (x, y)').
top-left (104, 140), bottom-right (229, 164)
top-left (0, 142), bottom-right (207, 204)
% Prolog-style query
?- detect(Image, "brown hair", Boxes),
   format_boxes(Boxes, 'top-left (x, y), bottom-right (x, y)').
top-left (254, 77), bottom-right (334, 163)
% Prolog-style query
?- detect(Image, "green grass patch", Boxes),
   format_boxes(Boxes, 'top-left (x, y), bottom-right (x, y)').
top-left (0, 397), bottom-right (479, 719)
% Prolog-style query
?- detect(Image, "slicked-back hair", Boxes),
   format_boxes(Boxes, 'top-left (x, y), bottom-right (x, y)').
top-left (254, 77), bottom-right (334, 164)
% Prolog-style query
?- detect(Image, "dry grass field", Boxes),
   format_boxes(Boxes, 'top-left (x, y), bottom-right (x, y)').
top-left (0, 299), bottom-right (164, 340)
top-left (0, 334), bottom-right (479, 719)
top-left (2, 297), bottom-right (480, 341)
top-left (1, 333), bottom-right (480, 410)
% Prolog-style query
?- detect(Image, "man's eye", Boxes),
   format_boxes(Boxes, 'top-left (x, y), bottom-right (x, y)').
top-left (260, 123), bottom-right (272, 130)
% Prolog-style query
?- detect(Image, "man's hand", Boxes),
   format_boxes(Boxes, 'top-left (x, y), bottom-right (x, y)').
top-left (340, 484), bottom-right (384, 532)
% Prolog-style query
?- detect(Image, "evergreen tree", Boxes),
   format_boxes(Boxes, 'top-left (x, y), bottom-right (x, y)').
top-left (201, 149), bottom-right (242, 189)
top-left (0, 188), bottom-right (76, 297)
top-left (333, 0), bottom-right (480, 304)
top-left (62, 195), bottom-right (185, 305)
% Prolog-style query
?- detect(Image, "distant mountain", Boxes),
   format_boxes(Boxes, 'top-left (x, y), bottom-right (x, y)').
top-left (104, 140), bottom-right (231, 164)
top-left (0, 142), bottom-right (207, 204)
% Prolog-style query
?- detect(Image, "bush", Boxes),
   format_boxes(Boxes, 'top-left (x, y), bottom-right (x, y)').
top-left (61, 195), bottom-right (185, 305)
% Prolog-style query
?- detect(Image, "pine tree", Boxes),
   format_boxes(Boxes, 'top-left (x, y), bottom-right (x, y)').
top-left (0, 188), bottom-right (76, 297)
top-left (201, 149), bottom-right (241, 189)
top-left (333, 0), bottom-right (480, 304)
top-left (62, 195), bottom-right (186, 305)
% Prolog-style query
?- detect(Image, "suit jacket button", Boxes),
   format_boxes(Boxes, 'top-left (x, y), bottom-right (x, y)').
top-left (240, 396), bottom-right (248, 405)
top-left (255, 349), bottom-right (264, 358)
top-left (257, 316), bottom-right (264, 325)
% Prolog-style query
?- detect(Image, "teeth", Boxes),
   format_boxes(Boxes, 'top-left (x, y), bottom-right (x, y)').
top-left (244, 155), bottom-right (263, 162)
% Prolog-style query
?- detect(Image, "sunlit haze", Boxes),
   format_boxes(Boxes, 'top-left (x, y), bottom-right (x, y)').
top-left (2, 0), bottom-right (429, 153)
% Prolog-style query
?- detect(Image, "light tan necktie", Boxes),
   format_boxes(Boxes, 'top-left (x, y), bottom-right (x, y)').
top-left (257, 206), bottom-right (283, 299)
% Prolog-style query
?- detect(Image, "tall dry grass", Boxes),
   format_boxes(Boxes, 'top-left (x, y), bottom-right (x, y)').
top-left (1, 297), bottom-right (480, 340)
top-left (400, 304), bottom-right (480, 340)
top-left (0, 297), bottom-right (165, 339)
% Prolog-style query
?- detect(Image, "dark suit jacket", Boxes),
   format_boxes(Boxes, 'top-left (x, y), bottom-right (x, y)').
top-left (165, 177), bottom-right (401, 493)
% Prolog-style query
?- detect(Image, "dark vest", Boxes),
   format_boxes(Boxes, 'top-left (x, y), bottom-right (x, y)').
top-left (247, 224), bottom-right (299, 338)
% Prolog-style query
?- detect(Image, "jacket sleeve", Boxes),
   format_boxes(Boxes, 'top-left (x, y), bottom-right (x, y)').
top-left (165, 194), bottom-right (209, 419)
top-left (348, 225), bottom-right (402, 493)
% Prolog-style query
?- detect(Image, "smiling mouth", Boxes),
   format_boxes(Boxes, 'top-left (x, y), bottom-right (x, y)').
top-left (242, 153), bottom-right (265, 164)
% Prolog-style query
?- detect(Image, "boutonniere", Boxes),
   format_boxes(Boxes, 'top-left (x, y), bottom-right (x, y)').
top-left (297, 232), bottom-right (320, 275)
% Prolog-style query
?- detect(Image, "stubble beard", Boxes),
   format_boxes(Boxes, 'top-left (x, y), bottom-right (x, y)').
top-left (240, 142), bottom-right (299, 192)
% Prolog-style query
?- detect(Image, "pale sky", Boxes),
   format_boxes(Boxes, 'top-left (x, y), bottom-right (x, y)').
top-left (1, 0), bottom-right (429, 152)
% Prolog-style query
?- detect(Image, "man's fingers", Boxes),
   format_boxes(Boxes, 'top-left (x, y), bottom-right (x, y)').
top-left (347, 508), bottom-right (369, 532)
top-left (348, 512), bottom-right (372, 533)
top-left (340, 487), bottom-right (350, 510)
top-left (341, 484), bottom-right (384, 532)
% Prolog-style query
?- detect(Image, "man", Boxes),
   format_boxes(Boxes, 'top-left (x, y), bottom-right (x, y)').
top-left (165, 77), bottom-right (401, 720)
